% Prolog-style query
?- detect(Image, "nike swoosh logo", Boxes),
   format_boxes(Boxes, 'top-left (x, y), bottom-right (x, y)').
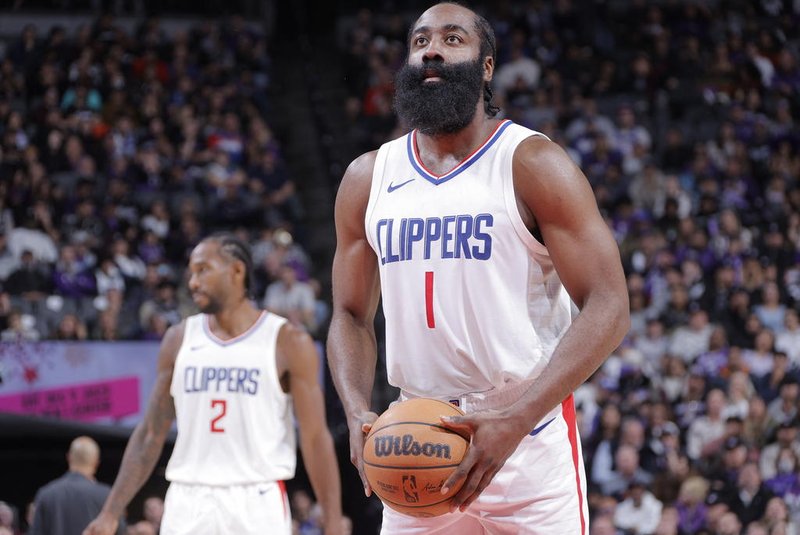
top-left (258, 488), bottom-right (268, 495)
top-left (529, 417), bottom-right (556, 437)
top-left (190, 345), bottom-right (205, 351)
top-left (387, 179), bottom-right (415, 193)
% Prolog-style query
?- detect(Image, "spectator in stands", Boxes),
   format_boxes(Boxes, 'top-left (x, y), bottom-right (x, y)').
top-left (668, 307), bottom-right (714, 363)
top-left (675, 476), bottom-right (710, 535)
top-left (743, 328), bottom-right (778, 379)
top-left (754, 281), bottom-right (787, 334)
top-left (53, 313), bottom-right (88, 340)
top-left (613, 478), bottom-right (663, 535)
top-left (776, 309), bottom-right (800, 366)
top-left (6, 250), bottom-right (51, 314)
top-left (264, 263), bottom-right (317, 335)
top-left (1, 309), bottom-right (40, 342)
top-left (727, 462), bottom-right (774, 528)
top-left (766, 377), bottom-right (800, 431)
top-left (138, 280), bottom-right (180, 337)
top-left (52, 244), bottom-right (96, 307)
top-left (686, 388), bottom-right (727, 461)
top-left (600, 444), bottom-right (654, 500)
top-left (0, 234), bottom-right (17, 283)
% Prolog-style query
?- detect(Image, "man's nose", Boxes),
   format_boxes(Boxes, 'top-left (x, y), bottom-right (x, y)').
top-left (422, 41), bottom-right (444, 62)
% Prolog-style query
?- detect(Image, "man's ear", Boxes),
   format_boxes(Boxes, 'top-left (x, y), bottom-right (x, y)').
top-left (483, 56), bottom-right (494, 83)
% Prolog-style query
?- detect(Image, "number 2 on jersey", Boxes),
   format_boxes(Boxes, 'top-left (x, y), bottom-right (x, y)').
top-left (425, 271), bottom-right (435, 328)
top-left (210, 399), bottom-right (226, 433)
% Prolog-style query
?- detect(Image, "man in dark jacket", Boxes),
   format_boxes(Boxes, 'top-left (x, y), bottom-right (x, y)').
top-left (29, 436), bottom-right (125, 535)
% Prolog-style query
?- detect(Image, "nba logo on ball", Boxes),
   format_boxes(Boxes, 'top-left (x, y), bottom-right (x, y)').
top-left (364, 398), bottom-right (470, 517)
top-left (402, 475), bottom-right (419, 503)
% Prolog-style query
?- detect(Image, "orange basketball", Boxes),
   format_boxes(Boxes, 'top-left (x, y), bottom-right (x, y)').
top-left (363, 398), bottom-right (469, 517)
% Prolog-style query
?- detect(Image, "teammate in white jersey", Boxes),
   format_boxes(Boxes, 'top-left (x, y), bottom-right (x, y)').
top-left (328, 3), bottom-right (629, 534)
top-left (85, 234), bottom-right (343, 535)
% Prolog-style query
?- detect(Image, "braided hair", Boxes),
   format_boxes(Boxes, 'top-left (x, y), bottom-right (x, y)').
top-left (204, 232), bottom-right (254, 299)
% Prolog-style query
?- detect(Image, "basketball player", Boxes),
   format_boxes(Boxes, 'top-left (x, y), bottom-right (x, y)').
top-left (84, 234), bottom-right (343, 535)
top-left (328, 3), bottom-right (629, 534)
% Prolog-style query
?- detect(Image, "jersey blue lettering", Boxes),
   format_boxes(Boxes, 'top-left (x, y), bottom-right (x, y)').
top-left (385, 219), bottom-right (400, 264)
top-left (184, 366), bottom-right (260, 395)
top-left (441, 216), bottom-right (456, 259)
top-left (473, 214), bottom-right (493, 260)
top-left (424, 218), bottom-right (442, 260)
top-left (376, 215), bottom-right (493, 264)
top-left (398, 218), bottom-right (408, 261)
top-left (455, 215), bottom-right (473, 259)
top-left (406, 218), bottom-right (425, 261)
top-left (376, 219), bottom-right (388, 265)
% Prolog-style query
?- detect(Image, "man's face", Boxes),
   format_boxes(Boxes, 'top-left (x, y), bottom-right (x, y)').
top-left (188, 242), bottom-right (237, 314)
top-left (394, 4), bottom-right (491, 135)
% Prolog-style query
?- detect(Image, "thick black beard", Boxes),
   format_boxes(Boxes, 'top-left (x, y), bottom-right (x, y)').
top-left (393, 57), bottom-right (485, 136)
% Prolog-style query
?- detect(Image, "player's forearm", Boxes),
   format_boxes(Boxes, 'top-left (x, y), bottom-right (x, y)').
top-left (101, 422), bottom-right (169, 518)
top-left (327, 312), bottom-right (377, 421)
top-left (300, 431), bottom-right (343, 527)
top-left (510, 291), bottom-right (629, 430)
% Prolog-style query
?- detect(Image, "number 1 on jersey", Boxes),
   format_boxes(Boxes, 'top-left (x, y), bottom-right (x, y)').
top-left (425, 271), bottom-right (435, 328)
top-left (211, 399), bottom-right (227, 433)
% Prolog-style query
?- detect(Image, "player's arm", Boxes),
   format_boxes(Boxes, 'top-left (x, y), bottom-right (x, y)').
top-left (280, 324), bottom-right (343, 535)
top-left (326, 151), bottom-right (382, 496)
top-left (83, 322), bottom-right (184, 535)
top-left (443, 137), bottom-right (630, 510)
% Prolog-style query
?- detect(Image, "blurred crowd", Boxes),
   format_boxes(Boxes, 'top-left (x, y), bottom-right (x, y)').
top-left (0, 15), bottom-right (329, 342)
top-left (338, 1), bottom-right (800, 534)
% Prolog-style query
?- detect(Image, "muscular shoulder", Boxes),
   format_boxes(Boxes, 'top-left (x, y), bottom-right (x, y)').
top-left (334, 150), bottom-right (378, 235)
top-left (337, 151), bottom-right (377, 202)
top-left (157, 321), bottom-right (187, 370)
top-left (512, 136), bottom-right (594, 221)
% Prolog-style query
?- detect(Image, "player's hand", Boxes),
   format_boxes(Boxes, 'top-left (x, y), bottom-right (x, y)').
top-left (438, 409), bottom-right (529, 512)
top-left (82, 513), bottom-right (118, 535)
top-left (348, 410), bottom-right (379, 497)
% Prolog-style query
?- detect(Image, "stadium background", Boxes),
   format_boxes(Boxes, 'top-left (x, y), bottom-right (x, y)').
top-left (0, 0), bottom-right (799, 534)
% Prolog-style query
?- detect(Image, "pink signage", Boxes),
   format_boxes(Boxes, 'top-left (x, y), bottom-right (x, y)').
top-left (0, 376), bottom-right (140, 422)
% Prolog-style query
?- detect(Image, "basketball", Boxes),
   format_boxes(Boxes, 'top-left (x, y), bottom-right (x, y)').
top-left (363, 398), bottom-right (470, 517)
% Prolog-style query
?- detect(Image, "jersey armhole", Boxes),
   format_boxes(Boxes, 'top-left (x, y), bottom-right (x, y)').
top-left (364, 140), bottom-right (394, 253)
top-left (503, 132), bottom-right (550, 257)
top-left (265, 314), bottom-right (292, 400)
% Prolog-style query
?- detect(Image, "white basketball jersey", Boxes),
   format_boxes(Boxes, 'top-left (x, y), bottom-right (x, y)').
top-left (166, 311), bottom-right (296, 485)
top-left (366, 120), bottom-right (575, 398)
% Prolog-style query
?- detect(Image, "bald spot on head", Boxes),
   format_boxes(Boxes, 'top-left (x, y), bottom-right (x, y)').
top-left (68, 436), bottom-right (100, 474)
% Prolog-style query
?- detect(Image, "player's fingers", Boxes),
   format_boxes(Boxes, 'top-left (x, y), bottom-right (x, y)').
top-left (457, 467), bottom-right (497, 512)
top-left (439, 414), bottom-right (476, 435)
top-left (447, 459), bottom-right (486, 512)
top-left (441, 442), bottom-right (480, 495)
top-left (356, 462), bottom-right (373, 497)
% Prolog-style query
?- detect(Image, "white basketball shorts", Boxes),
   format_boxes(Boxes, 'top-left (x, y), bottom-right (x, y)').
top-left (160, 480), bottom-right (290, 535)
top-left (382, 388), bottom-right (589, 534)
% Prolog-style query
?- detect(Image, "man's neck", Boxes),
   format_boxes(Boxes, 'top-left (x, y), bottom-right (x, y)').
top-left (70, 467), bottom-right (95, 480)
top-left (210, 300), bottom-right (260, 340)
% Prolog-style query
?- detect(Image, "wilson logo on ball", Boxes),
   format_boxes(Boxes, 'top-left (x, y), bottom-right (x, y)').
top-left (373, 434), bottom-right (452, 459)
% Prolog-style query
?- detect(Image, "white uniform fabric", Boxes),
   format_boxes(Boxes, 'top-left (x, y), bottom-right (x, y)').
top-left (160, 481), bottom-right (290, 535)
top-left (367, 122), bottom-right (588, 534)
top-left (365, 120), bottom-right (575, 399)
top-left (166, 311), bottom-right (296, 485)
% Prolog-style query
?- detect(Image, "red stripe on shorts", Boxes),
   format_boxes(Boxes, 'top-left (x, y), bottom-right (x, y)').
top-left (562, 394), bottom-right (587, 534)
top-left (278, 480), bottom-right (288, 520)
